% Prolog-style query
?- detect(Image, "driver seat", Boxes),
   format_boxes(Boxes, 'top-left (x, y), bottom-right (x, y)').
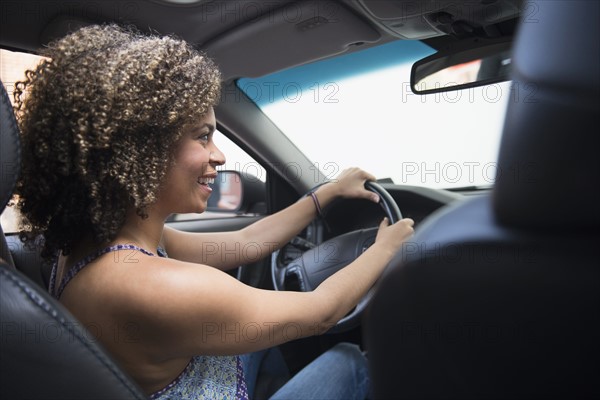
top-left (0, 79), bottom-right (147, 399)
top-left (366, 1), bottom-right (600, 399)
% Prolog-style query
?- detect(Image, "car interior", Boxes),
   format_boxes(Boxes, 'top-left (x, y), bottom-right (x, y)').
top-left (1, 0), bottom-right (598, 399)
top-left (367, 2), bottom-right (600, 396)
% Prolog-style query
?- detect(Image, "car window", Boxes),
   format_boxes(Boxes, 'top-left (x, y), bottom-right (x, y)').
top-left (238, 39), bottom-right (511, 189)
top-left (0, 48), bottom-right (48, 234)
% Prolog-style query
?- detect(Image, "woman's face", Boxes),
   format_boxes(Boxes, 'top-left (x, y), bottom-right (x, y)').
top-left (156, 108), bottom-right (225, 215)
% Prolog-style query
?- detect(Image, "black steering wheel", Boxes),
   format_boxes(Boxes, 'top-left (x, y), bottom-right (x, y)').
top-left (271, 181), bottom-right (402, 333)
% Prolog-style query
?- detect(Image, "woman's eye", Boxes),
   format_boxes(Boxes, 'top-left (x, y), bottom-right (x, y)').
top-left (197, 134), bottom-right (209, 143)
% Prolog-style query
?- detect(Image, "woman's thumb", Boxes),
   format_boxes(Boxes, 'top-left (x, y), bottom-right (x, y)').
top-left (379, 217), bottom-right (389, 228)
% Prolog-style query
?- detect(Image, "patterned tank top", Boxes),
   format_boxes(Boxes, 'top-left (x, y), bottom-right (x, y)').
top-left (49, 244), bottom-right (249, 400)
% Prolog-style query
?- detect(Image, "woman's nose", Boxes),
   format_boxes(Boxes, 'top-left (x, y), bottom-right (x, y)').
top-left (209, 145), bottom-right (226, 166)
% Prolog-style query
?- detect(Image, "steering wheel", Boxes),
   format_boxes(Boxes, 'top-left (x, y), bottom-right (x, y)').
top-left (271, 181), bottom-right (402, 333)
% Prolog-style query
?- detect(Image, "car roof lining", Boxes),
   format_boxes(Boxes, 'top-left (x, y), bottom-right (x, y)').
top-left (0, 0), bottom-right (293, 52)
top-left (204, 1), bottom-right (383, 80)
top-left (1, 0), bottom-right (522, 82)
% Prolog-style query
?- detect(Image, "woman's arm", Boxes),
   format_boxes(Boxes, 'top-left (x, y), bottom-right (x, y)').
top-left (162, 168), bottom-right (382, 270)
top-left (121, 216), bottom-right (414, 358)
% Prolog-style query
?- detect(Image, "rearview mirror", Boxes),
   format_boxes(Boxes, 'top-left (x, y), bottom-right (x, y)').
top-left (411, 38), bottom-right (513, 95)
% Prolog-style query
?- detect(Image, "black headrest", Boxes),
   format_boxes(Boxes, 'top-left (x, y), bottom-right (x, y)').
top-left (493, 1), bottom-right (600, 229)
top-left (0, 80), bottom-right (21, 215)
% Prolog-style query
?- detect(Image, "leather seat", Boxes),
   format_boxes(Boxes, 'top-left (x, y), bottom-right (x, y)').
top-left (366, 1), bottom-right (600, 399)
top-left (0, 79), bottom-right (147, 399)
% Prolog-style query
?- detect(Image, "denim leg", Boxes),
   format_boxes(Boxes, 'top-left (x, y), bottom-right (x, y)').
top-left (269, 343), bottom-right (369, 400)
top-left (240, 349), bottom-right (269, 398)
top-left (240, 347), bottom-right (291, 399)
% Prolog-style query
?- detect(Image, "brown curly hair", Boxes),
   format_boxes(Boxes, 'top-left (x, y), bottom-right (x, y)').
top-left (14, 24), bottom-right (221, 259)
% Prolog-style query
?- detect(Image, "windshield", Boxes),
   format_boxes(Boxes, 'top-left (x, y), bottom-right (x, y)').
top-left (238, 39), bottom-right (510, 189)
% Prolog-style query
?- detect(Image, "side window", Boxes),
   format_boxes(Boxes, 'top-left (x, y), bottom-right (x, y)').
top-left (172, 130), bottom-right (267, 221)
top-left (0, 48), bottom-right (48, 234)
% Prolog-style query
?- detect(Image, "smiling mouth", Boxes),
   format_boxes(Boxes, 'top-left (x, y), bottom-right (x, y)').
top-left (197, 177), bottom-right (215, 187)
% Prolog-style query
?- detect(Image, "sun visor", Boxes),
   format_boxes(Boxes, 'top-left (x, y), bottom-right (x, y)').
top-left (205, 1), bottom-right (381, 80)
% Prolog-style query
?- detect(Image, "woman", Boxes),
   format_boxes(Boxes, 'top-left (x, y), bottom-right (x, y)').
top-left (14, 24), bottom-right (414, 399)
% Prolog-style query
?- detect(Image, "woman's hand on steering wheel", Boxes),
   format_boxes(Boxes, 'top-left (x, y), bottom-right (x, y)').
top-left (316, 167), bottom-right (381, 204)
top-left (375, 216), bottom-right (415, 258)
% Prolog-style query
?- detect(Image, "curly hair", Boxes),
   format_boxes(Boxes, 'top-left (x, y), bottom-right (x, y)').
top-left (14, 24), bottom-right (221, 259)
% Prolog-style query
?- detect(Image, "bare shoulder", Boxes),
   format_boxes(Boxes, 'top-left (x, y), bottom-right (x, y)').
top-left (61, 247), bottom-right (241, 315)
top-left (60, 247), bottom-right (328, 357)
top-left (59, 248), bottom-right (248, 350)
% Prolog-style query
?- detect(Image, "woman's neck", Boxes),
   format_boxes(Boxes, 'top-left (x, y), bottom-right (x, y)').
top-left (115, 208), bottom-right (166, 252)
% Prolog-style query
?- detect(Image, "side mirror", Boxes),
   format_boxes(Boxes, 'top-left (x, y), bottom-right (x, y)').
top-left (206, 170), bottom-right (266, 214)
top-left (410, 37), bottom-right (513, 95)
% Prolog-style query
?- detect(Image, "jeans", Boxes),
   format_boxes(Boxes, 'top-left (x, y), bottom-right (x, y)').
top-left (240, 343), bottom-right (370, 400)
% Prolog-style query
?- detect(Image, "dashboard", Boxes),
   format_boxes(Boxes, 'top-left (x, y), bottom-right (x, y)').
top-left (323, 184), bottom-right (467, 239)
